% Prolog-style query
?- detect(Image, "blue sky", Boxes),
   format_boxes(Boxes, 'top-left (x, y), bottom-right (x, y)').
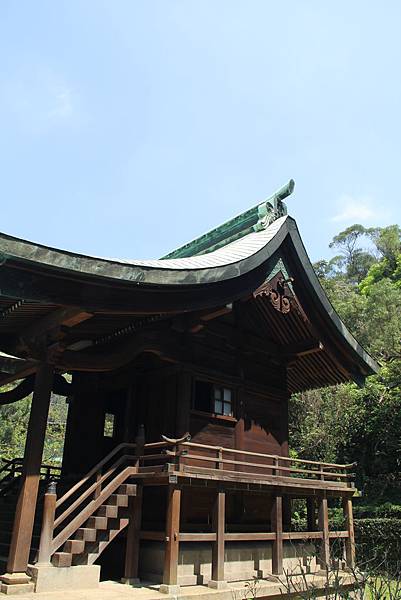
top-left (1, 1), bottom-right (400, 263)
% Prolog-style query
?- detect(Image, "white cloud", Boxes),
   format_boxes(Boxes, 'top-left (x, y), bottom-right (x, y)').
top-left (331, 195), bottom-right (387, 223)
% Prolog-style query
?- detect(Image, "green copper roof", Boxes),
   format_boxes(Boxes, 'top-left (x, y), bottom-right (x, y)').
top-left (161, 179), bottom-right (295, 259)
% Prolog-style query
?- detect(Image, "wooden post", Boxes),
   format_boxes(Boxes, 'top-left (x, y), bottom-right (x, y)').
top-left (217, 448), bottom-right (224, 470)
top-left (209, 490), bottom-right (226, 588)
top-left (161, 486), bottom-right (181, 593)
top-left (123, 486), bottom-right (143, 584)
top-left (37, 480), bottom-right (57, 564)
top-left (343, 497), bottom-right (355, 569)
top-left (5, 364), bottom-right (54, 578)
top-left (271, 494), bottom-right (283, 575)
top-left (318, 496), bottom-right (330, 569)
top-left (307, 497), bottom-right (316, 531)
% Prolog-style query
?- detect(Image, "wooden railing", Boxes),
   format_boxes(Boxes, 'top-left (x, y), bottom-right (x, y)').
top-left (169, 440), bottom-right (355, 488)
top-left (36, 434), bottom-right (355, 565)
top-left (0, 457), bottom-right (61, 496)
top-left (38, 433), bottom-right (174, 561)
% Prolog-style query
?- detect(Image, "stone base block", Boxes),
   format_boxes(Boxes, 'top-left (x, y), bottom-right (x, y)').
top-left (208, 580), bottom-right (228, 589)
top-left (0, 573), bottom-right (35, 595)
top-left (0, 583), bottom-right (35, 595)
top-left (28, 563), bottom-right (100, 593)
top-left (159, 584), bottom-right (180, 594)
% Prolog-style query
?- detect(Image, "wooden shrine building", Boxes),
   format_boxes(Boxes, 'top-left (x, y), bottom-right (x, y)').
top-left (0, 181), bottom-right (378, 595)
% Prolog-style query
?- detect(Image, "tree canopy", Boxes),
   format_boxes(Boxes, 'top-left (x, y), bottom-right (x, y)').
top-left (290, 222), bottom-right (401, 501)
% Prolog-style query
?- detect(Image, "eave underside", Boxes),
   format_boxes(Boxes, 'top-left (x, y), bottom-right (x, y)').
top-left (0, 216), bottom-right (378, 395)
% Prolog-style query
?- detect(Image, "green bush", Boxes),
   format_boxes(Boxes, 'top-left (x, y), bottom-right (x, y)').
top-left (353, 503), bottom-right (401, 519)
top-left (355, 518), bottom-right (401, 575)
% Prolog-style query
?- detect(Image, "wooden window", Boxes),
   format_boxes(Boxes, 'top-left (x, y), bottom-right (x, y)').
top-left (193, 380), bottom-right (233, 417)
top-left (103, 412), bottom-right (115, 438)
top-left (213, 385), bottom-right (232, 416)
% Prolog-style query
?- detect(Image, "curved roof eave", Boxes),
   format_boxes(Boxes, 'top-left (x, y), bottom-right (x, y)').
top-left (0, 217), bottom-right (288, 286)
top-left (0, 216), bottom-right (379, 375)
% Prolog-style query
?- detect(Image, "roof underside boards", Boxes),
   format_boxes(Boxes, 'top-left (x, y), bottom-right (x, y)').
top-left (0, 215), bottom-right (379, 390)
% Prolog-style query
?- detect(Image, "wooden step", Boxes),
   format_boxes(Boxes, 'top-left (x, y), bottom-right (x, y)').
top-left (63, 539), bottom-right (85, 554)
top-left (107, 494), bottom-right (129, 507)
top-left (72, 518), bottom-right (129, 566)
top-left (86, 516), bottom-right (108, 530)
top-left (117, 484), bottom-right (136, 496)
top-left (52, 552), bottom-right (72, 567)
top-left (75, 528), bottom-right (97, 542)
top-left (97, 504), bottom-right (118, 518)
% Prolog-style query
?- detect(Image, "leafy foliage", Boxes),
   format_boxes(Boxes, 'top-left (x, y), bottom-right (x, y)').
top-left (0, 386), bottom-right (68, 465)
top-left (290, 222), bottom-right (401, 501)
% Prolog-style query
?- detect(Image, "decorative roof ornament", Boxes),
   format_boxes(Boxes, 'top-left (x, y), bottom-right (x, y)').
top-left (161, 179), bottom-right (295, 259)
top-left (253, 183), bottom-right (291, 232)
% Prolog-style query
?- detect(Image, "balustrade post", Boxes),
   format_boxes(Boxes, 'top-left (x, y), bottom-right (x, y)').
top-left (271, 494), bottom-right (283, 575)
top-left (343, 497), bottom-right (355, 569)
top-left (217, 448), bottom-right (224, 470)
top-left (37, 480), bottom-right (57, 564)
top-left (93, 471), bottom-right (102, 500)
top-left (317, 496), bottom-right (330, 569)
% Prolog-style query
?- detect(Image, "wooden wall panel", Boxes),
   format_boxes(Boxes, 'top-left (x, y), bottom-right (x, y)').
top-left (241, 389), bottom-right (289, 459)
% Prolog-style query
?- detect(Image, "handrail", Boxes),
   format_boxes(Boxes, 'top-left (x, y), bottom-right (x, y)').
top-left (182, 453), bottom-right (350, 480)
top-left (182, 442), bottom-right (355, 470)
top-left (54, 454), bottom-right (135, 527)
top-left (55, 442), bottom-right (136, 509)
top-left (52, 465), bottom-right (138, 553)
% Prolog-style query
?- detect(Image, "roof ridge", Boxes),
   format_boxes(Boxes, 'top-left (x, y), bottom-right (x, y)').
top-left (160, 179), bottom-right (295, 259)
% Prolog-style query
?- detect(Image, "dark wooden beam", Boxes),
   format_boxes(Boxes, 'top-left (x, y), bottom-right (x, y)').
top-left (172, 304), bottom-right (232, 334)
top-left (0, 361), bottom-right (38, 387)
top-left (18, 307), bottom-right (93, 356)
top-left (21, 307), bottom-right (92, 341)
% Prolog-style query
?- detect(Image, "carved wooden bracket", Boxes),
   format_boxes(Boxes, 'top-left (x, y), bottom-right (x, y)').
top-left (253, 272), bottom-right (295, 315)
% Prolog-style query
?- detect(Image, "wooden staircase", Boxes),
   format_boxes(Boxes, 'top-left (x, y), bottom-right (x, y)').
top-left (52, 483), bottom-right (136, 567)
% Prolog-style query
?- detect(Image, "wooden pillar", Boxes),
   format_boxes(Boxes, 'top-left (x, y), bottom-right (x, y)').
top-left (307, 497), bottom-right (316, 531)
top-left (123, 486), bottom-right (143, 583)
top-left (209, 490), bottom-right (226, 588)
top-left (5, 364), bottom-right (54, 579)
top-left (318, 496), bottom-right (330, 569)
top-left (271, 494), bottom-right (283, 575)
top-left (343, 497), bottom-right (355, 569)
top-left (162, 486), bottom-right (181, 592)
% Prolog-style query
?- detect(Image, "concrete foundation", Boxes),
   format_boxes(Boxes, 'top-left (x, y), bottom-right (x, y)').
top-left (139, 540), bottom-right (318, 586)
top-left (28, 563), bottom-right (101, 593)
